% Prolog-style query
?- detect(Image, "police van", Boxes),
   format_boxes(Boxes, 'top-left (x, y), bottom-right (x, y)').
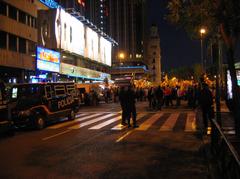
top-left (9, 82), bottom-right (80, 129)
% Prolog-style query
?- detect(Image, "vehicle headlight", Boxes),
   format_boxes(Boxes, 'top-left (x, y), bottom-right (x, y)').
top-left (19, 110), bottom-right (31, 116)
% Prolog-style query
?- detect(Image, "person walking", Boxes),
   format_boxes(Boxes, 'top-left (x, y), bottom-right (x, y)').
top-left (199, 83), bottom-right (214, 133)
top-left (126, 85), bottom-right (138, 128)
top-left (155, 86), bottom-right (163, 110)
top-left (119, 86), bottom-right (128, 125)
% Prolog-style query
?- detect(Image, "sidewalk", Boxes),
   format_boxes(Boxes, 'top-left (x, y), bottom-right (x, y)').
top-left (199, 100), bottom-right (240, 178)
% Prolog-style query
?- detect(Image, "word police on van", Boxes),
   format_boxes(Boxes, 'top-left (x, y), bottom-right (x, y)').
top-left (9, 82), bottom-right (80, 129)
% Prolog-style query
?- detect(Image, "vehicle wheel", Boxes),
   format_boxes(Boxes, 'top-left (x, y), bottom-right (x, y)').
top-left (35, 116), bottom-right (45, 130)
top-left (68, 110), bottom-right (75, 120)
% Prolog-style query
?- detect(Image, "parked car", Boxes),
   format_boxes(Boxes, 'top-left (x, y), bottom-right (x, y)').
top-left (9, 82), bottom-right (80, 129)
top-left (0, 82), bottom-right (14, 135)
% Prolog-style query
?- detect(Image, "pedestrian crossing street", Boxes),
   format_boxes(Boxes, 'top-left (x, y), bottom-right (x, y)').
top-left (47, 111), bottom-right (197, 132)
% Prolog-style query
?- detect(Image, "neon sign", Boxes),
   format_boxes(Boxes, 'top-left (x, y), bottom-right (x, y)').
top-left (39, 0), bottom-right (59, 8)
top-left (36, 46), bottom-right (60, 73)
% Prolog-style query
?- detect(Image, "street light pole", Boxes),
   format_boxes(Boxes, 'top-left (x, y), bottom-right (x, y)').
top-left (200, 28), bottom-right (206, 73)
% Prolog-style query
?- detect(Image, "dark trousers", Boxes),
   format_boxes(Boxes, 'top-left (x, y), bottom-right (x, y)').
top-left (126, 106), bottom-right (137, 126)
top-left (121, 103), bottom-right (127, 124)
top-left (202, 107), bottom-right (213, 128)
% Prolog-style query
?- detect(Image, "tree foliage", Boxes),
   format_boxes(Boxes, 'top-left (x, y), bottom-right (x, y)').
top-left (167, 0), bottom-right (240, 47)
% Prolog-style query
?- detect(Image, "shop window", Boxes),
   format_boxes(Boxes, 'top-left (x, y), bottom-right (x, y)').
top-left (0, 1), bottom-right (7, 16)
top-left (0, 31), bottom-right (7, 49)
top-left (9, 34), bottom-right (17, 52)
top-left (8, 5), bottom-right (17, 20)
top-left (19, 10), bottom-right (26, 24)
top-left (19, 37), bottom-right (26, 54)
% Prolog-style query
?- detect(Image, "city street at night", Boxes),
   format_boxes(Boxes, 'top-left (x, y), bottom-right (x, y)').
top-left (0, 101), bottom-right (209, 178)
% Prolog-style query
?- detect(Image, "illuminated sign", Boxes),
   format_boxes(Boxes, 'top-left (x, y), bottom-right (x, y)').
top-left (39, 0), bottom-right (59, 8)
top-left (86, 27), bottom-right (99, 61)
top-left (61, 63), bottom-right (110, 80)
top-left (227, 70), bottom-right (240, 99)
top-left (36, 46), bottom-right (60, 73)
top-left (100, 37), bottom-right (112, 66)
top-left (53, 8), bottom-right (112, 66)
top-left (55, 8), bottom-right (85, 56)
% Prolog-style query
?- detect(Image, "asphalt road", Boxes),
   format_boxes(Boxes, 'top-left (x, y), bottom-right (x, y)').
top-left (0, 101), bottom-right (209, 179)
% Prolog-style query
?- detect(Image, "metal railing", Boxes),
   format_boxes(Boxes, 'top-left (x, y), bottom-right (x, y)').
top-left (210, 118), bottom-right (240, 179)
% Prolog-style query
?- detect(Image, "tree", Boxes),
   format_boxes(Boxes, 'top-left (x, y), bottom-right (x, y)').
top-left (167, 0), bottom-right (240, 136)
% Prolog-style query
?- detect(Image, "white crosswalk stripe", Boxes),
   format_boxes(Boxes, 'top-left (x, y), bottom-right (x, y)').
top-left (47, 112), bottom-right (197, 132)
top-left (184, 113), bottom-right (196, 132)
top-left (111, 113), bottom-right (146, 130)
top-left (159, 113), bottom-right (179, 131)
top-left (69, 113), bottom-right (116, 129)
top-left (48, 113), bottom-right (103, 129)
top-left (90, 116), bottom-right (121, 130)
top-left (137, 113), bottom-right (163, 131)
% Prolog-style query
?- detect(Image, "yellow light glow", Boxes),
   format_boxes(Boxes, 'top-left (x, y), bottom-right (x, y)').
top-left (118, 52), bottom-right (125, 59)
top-left (200, 28), bottom-right (206, 34)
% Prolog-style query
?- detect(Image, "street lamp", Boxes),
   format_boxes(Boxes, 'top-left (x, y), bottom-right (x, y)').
top-left (199, 27), bottom-right (206, 72)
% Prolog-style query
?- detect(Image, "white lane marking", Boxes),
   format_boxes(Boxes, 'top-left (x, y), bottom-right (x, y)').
top-left (136, 113), bottom-right (162, 131)
top-left (42, 129), bottom-right (71, 141)
top-left (159, 113), bottom-right (179, 131)
top-left (48, 113), bottom-right (103, 129)
top-left (116, 131), bottom-right (133, 143)
top-left (69, 113), bottom-right (116, 129)
top-left (89, 116), bottom-right (121, 129)
top-left (111, 113), bottom-right (146, 130)
top-left (185, 113), bottom-right (196, 132)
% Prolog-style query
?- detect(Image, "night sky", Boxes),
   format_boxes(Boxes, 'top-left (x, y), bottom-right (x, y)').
top-left (147, 0), bottom-right (202, 72)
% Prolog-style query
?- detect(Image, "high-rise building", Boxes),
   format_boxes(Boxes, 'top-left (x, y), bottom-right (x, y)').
top-left (0, 0), bottom-right (37, 83)
top-left (108, 0), bottom-right (146, 66)
top-left (147, 25), bottom-right (161, 83)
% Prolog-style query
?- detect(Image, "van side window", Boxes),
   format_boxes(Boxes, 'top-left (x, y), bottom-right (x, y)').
top-left (54, 85), bottom-right (66, 97)
top-left (45, 85), bottom-right (52, 99)
top-left (66, 85), bottom-right (75, 95)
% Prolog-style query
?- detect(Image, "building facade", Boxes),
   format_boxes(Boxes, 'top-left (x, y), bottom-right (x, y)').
top-left (0, 0), bottom-right (113, 84)
top-left (108, 0), bottom-right (146, 65)
top-left (147, 25), bottom-right (161, 83)
top-left (0, 0), bottom-right (37, 83)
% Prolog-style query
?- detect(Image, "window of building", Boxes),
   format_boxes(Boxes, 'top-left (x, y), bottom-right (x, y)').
top-left (8, 5), bottom-right (17, 20)
top-left (152, 58), bottom-right (155, 63)
top-left (18, 10), bottom-right (26, 24)
top-left (152, 65), bottom-right (155, 70)
top-left (0, 31), bottom-right (7, 49)
top-left (9, 34), bottom-right (17, 51)
top-left (28, 15), bottom-right (31, 26)
top-left (28, 40), bottom-right (35, 54)
top-left (32, 17), bottom-right (36, 28)
top-left (0, 1), bottom-right (7, 16)
top-left (153, 51), bottom-right (156, 55)
top-left (19, 37), bottom-right (26, 54)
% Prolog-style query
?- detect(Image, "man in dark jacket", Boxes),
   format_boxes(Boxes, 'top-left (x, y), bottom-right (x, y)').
top-left (119, 86), bottom-right (128, 125)
top-left (126, 85), bottom-right (138, 128)
top-left (199, 83), bottom-right (214, 131)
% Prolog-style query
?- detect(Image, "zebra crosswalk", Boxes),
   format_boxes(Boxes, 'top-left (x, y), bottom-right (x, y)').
top-left (47, 111), bottom-right (197, 132)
